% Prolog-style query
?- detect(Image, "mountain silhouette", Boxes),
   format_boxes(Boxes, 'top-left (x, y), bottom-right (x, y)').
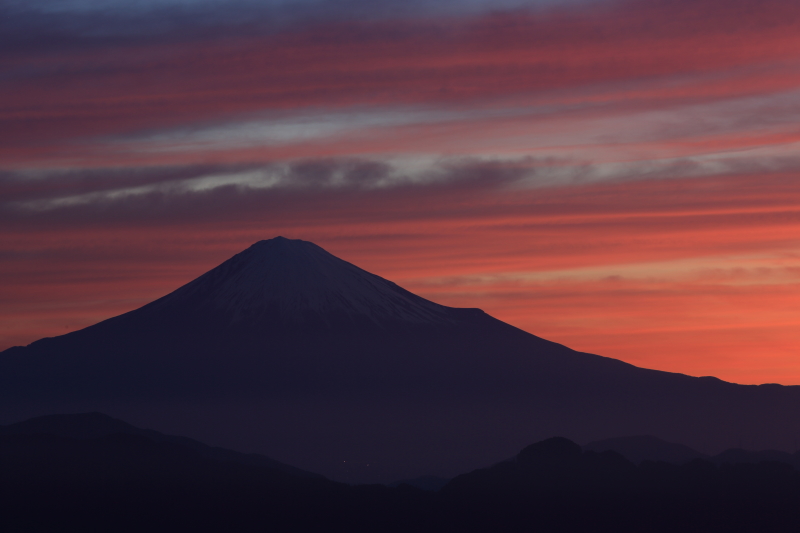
top-left (2, 236), bottom-right (800, 483)
top-left (439, 437), bottom-right (800, 533)
top-left (0, 412), bottom-right (321, 478)
top-left (5, 416), bottom-right (800, 533)
top-left (0, 413), bottom-right (409, 533)
top-left (583, 435), bottom-right (707, 465)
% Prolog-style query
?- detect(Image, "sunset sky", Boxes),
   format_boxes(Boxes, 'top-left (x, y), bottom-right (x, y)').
top-left (3, 0), bottom-right (800, 385)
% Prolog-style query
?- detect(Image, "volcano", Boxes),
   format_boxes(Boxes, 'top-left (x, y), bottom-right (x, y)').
top-left (2, 237), bottom-right (800, 483)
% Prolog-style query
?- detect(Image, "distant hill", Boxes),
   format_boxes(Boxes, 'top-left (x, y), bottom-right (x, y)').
top-left (4, 423), bottom-right (800, 532)
top-left (3, 237), bottom-right (800, 483)
top-left (0, 412), bottom-right (321, 479)
top-left (440, 437), bottom-right (800, 532)
top-left (0, 415), bottom-right (425, 533)
top-left (712, 447), bottom-right (800, 469)
top-left (584, 434), bottom-right (800, 469)
top-left (583, 435), bottom-right (707, 464)
top-left (388, 475), bottom-right (451, 492)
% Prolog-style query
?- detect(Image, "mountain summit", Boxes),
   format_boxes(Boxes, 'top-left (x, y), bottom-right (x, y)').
top-left (2, 238), bottom-right (800, 483)
top-left (147, 237), bottom-right (452, 326)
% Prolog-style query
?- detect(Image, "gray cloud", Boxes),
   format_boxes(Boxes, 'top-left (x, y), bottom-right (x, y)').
top-left (6, 152), bottom-right (800, 226)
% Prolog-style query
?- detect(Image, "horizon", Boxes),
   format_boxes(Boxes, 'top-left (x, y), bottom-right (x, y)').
top-left (4, 0), bottom-right (800, 385)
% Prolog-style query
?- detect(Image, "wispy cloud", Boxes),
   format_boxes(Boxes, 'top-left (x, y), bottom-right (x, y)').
top-left (5, 0), bottom-right (800, 170)
top-left (9, 147), bottom-right (800, 214)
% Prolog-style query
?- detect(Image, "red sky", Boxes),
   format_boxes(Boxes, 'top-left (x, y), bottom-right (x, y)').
top-left (3, 0), bottom-right (800, 384)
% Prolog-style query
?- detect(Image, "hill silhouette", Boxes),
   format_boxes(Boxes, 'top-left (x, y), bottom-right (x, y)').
top-left (4, 415), bottom-right (800, 533)
top-left (2, 237), bottom-right (800, 483)
top-left (583, 435), bottom-right (707, 464)
top-left (0, 414), bottom-right (427, 533)
top-left (439, 436), bottom-right (800, 532)
top-left (0, 412), bottom-right (320, 478)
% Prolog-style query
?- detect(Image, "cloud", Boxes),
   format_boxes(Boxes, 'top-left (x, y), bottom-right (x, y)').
top-left (4, 0), bottom-right (800, 171)
top-left (8, 149), bottom-right (800, 216)
top-left (6, 0), bottom-right (800, 384)
top-left (0, 158), bottom-right (521, 213)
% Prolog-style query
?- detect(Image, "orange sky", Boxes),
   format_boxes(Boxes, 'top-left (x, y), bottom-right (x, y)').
top-left (3, 0), bottom-right (800, 384)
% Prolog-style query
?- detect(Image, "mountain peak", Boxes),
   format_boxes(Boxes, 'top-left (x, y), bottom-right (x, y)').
top-left (251, 235), bottom-right (307, 248)
top-left (246, 236), bottom-right (334, 261)
top-left (148, 237), bottom-right (454, 326)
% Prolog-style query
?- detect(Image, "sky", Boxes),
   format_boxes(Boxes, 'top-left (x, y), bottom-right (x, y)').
top-left (3, 0), bottom-right (800, 385)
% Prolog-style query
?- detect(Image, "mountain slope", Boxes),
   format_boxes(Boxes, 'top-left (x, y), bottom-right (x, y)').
top-left (2, 236), bottom-right (800, 483)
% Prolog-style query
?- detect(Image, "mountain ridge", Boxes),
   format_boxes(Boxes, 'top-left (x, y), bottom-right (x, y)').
top-left (0, 412), bottom-right (322, 478)
top-left (7, 419), bottom-right (800, 532)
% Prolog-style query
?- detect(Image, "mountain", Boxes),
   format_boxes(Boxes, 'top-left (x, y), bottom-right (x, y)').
top-left (583, 433), bottom-right (800, 469)
top-left (439, 437), bottom-right (800, 533)
top-left (0, 412), bottom-right (321, 478)
top-left (583, 435), bottom-right (707, 465)
top-left (388, 475), bottom-right (451, 492)
top-left (5, 425), bottom-right (800, 533)
top-left (0, 414), bottom-right (416, 533)
top-left (711, 447), bottom-right (800, 469)
top-left (2, 236), bottom-right (800, 484)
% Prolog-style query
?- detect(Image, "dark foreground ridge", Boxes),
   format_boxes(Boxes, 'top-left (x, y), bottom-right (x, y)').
top-left (584, 434), bottom-right (800, 469)
top-left (439, 437), bottom-right (800, 533)
top-left (2, 237), bottom-right (800, 483)
top-left (3, 415), bottom-right (800, 533)
top-left (0, 412), bottom-right (320, 478)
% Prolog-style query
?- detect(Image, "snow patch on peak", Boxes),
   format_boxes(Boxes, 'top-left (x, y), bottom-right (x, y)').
top-left (154, 237), bottom-right (455, 325)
